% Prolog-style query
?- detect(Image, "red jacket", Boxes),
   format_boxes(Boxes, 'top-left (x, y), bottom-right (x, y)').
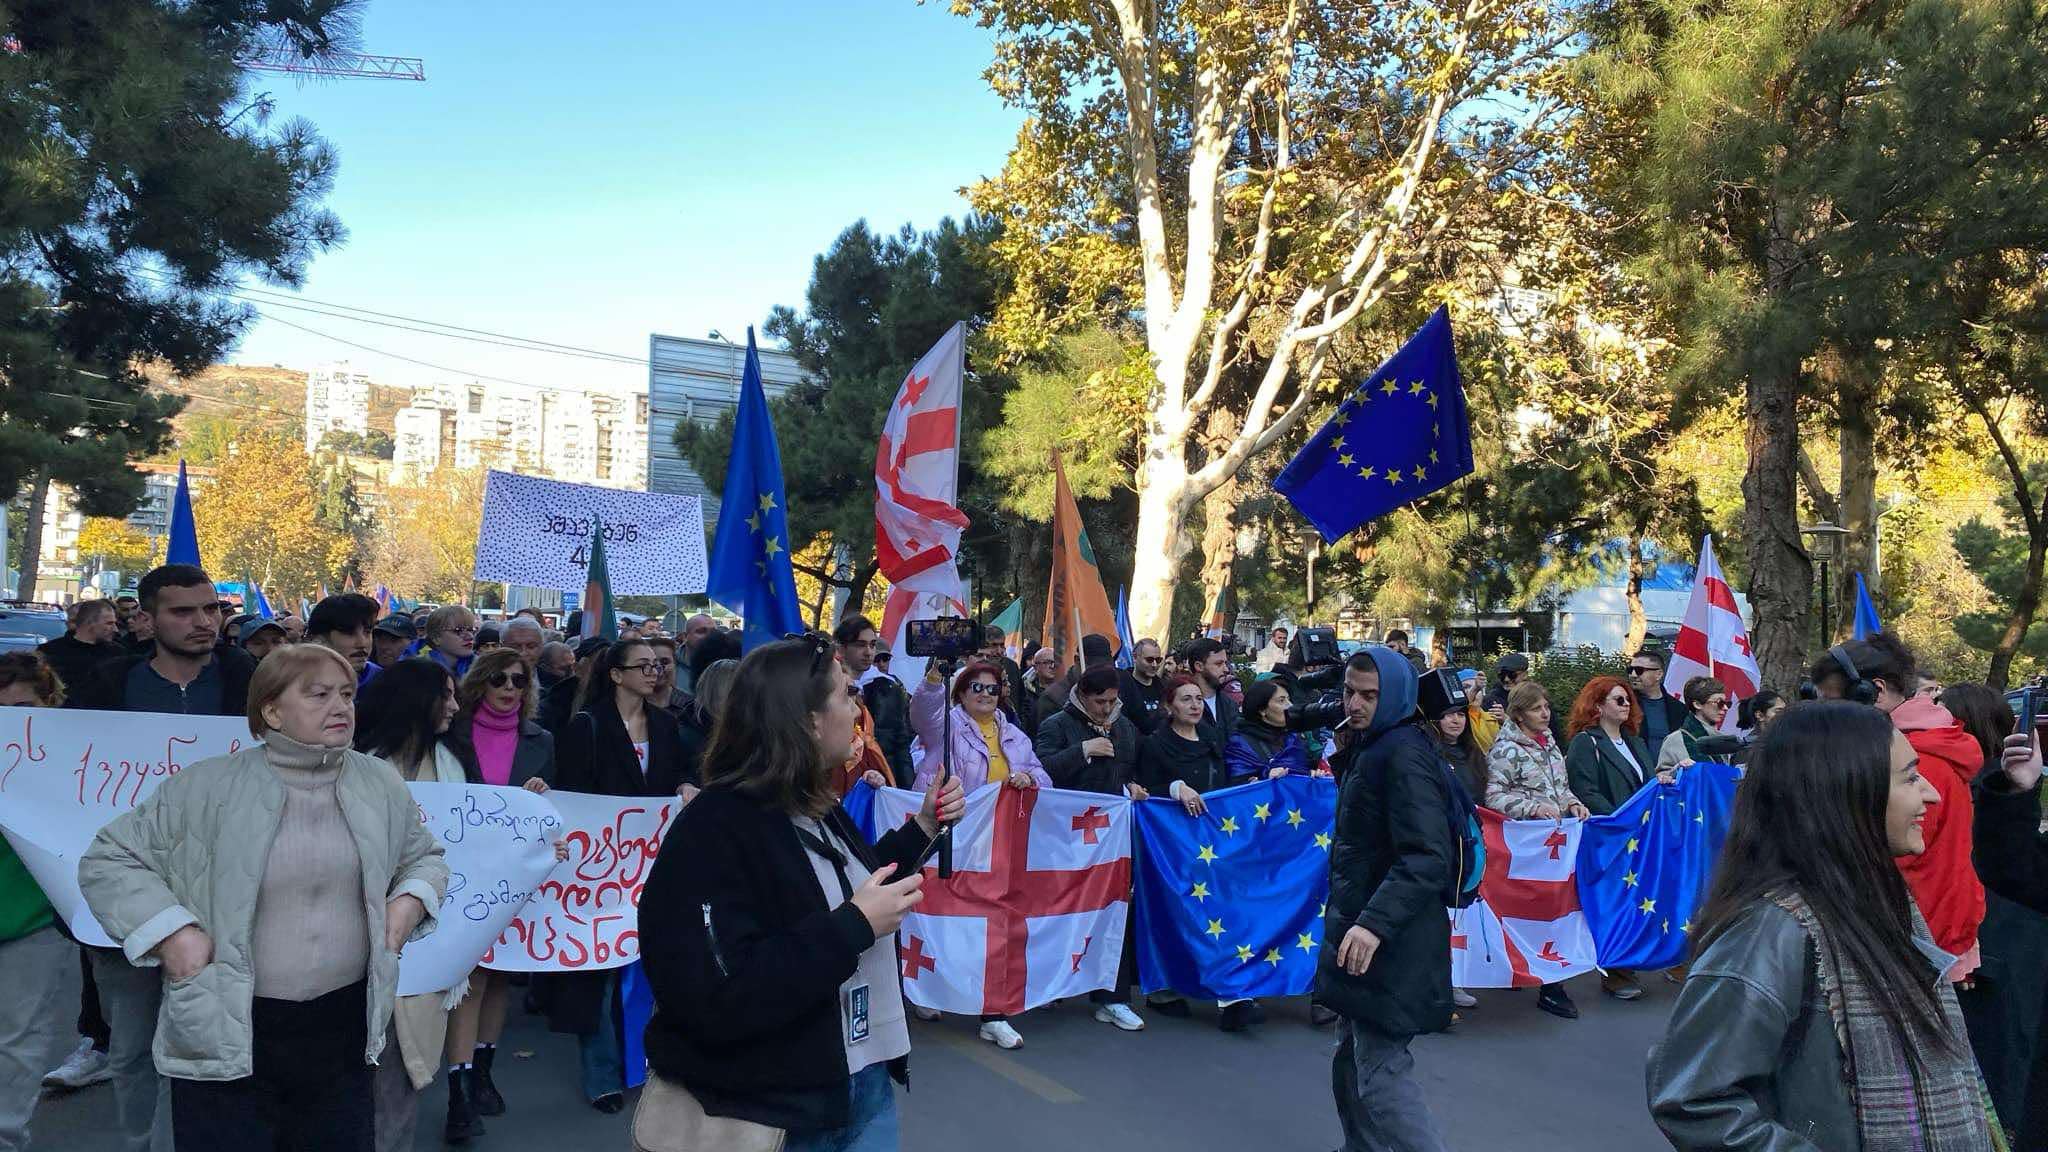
top-left (1891, 697), bottom-right (1986, 964)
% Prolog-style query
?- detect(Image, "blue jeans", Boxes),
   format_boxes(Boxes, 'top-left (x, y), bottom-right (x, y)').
top-left (783, 1064), bottom-right (898, 1152)
top-left (577, 974), bottom-right (623, 1103)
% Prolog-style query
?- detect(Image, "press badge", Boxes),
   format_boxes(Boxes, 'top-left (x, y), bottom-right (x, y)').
top-left (845, 984), bottom-right (871, 1044)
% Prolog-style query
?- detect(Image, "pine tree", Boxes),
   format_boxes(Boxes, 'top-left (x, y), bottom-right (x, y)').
top-left (0, 2), bottom-right (352, 595)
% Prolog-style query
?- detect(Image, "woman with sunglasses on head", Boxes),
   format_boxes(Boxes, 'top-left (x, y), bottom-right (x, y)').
top-left (637, 636), bottom-right (964, 1151)
top-left (1648, 702), bottom-right (2002, 1150)
top-left (909, 658), bottom-right (1051, 1050)
top-left (551, 637), bottom-right (695, 1112)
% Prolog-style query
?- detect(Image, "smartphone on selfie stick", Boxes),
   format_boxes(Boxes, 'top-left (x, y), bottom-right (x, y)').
top-left (907, 618), bottom-right (980, 879)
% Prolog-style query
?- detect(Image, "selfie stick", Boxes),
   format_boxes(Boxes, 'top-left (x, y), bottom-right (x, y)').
top-left (935, 653), bottom-right (955, 880)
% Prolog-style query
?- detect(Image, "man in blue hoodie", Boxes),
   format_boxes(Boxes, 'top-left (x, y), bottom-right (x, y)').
top-left (1316, 647), bottom-right (1455, 1152)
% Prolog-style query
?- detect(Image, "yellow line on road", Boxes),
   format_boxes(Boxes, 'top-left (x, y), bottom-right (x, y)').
top-left (925, 1027), bottom-right (1084, 1104)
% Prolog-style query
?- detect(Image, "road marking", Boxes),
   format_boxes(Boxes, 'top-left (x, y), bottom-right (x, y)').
top-left (925, 1027), bottom-right (1084, 1104)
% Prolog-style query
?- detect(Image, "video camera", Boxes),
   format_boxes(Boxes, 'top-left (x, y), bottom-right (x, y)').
top-left (1287, 626), bottom-right (1343, 669)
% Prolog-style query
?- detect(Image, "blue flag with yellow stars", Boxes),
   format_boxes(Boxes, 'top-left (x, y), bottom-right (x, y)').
top-left (1133, 775), bottom-right (1338, 999)
top-left (1273, 305), bottom-right (1474, 543)
top-left (705, 328), bottom-right (806, 650)
top-left (1576, 760), bottom-right (1740, 969)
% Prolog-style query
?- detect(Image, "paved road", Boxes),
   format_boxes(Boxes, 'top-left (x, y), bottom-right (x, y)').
top-left (35, 974), bottom-right (1674, 1150)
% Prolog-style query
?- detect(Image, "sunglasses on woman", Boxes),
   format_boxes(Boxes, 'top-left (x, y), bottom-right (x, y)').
top-left (966, 681), bottom-right (1002, 697)
top-left (488, 672), bottom-right (529, 690)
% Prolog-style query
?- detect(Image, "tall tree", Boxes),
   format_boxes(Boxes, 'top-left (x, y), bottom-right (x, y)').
top-left (954, 0), bottom-right (1575, 639)
top-left (0, 2), bottom-right (349, 600)
top-left (192, 431), bottom-right (353, 599)
top-left (368, 466), bottom-right (487, 605)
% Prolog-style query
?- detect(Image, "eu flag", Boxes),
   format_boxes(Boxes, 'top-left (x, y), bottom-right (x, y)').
top-left (1273, 306), bottom-right (1474, 543)
top-left (1133, 775), bottom-right (1337, 999)
top-left (1576, 761), bottom-right (1740, 969)
top-left (706, 328), bottom-right (806, 650)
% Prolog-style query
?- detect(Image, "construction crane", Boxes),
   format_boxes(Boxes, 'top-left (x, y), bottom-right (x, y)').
top-left (236, 48), bottom-right (424, 81)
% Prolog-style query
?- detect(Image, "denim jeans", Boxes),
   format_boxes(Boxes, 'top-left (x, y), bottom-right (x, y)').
top-left (783, 1064), bottom-right (898, 1152)
top-left (0, 925), bottom-right (75, 1152)
top-left (88, 947), bottom-right (172, 1152)
top-left (1331, 1019), bottom-right (1446, 1152)
top-left (577, 973), bottom-right (623, 1103)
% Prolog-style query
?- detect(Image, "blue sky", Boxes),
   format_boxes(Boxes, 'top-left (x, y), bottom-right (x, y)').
top-left (228, 1), bottom-right (1020, 393)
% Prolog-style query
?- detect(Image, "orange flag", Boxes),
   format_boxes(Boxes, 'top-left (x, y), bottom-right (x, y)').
top-left (1042, 452), bottom-right (1122, 667)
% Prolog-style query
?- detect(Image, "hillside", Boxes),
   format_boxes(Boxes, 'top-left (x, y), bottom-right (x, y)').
top-left (141, 363), bottom-right (410, 452)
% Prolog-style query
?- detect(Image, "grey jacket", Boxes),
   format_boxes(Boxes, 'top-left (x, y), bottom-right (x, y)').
top-left (79, 743), bottom-right (449, 1081)
top-left (1646, 901), bottom-right (1856, 1151)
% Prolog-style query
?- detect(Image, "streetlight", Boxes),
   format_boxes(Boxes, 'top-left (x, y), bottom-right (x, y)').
top-left (1801, 520), bottom-right (1850, 649)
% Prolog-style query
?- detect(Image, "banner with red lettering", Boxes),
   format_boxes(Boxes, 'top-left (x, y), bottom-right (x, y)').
top-left (479, 789), bottom-right (675, 973)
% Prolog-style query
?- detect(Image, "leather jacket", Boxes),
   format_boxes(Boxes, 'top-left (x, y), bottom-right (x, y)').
top-left (1647, 901), bottom-right (1856, 1151)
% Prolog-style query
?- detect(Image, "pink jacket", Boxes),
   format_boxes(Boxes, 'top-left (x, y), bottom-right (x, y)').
top-left (910, 679), bottom-right (1051, 792)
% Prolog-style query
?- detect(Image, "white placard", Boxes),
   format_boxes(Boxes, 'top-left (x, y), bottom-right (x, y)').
top-left (479, 790), bottom-right (677, 973)
top-left (472, 470), bottom-right (708, 595)
top-left (398, 783), bottom-right (565, 995)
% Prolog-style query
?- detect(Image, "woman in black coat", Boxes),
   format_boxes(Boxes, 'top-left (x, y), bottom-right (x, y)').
top-left (547, 637), bottom-right (696, 1111)
top-left (637, 636), bottom-right (963, 1144)
top-left (1138, 674), bottom-right (1230, 808)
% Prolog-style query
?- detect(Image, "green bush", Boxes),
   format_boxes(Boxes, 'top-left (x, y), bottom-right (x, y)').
top-left (1528, 645), bottom-right (1631, 720)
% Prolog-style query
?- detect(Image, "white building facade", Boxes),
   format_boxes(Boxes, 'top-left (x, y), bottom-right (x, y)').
top-left (303, 362), bottom-right (374, 453)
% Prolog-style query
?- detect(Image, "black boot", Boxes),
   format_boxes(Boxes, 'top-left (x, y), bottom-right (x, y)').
top-left (445, 1067), bottom-right (487, 1144)
top-left (471, 1047), bottom-right (506, 1117)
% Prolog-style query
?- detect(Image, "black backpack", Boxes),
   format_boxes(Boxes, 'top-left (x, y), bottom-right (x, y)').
top-left (1438, 756), bottom-right (1486, 909)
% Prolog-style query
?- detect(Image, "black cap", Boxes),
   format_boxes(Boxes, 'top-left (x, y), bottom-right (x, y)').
top-left (374, 615), bottom-right (417, 640)
top-left (1495, 652), bottom-right (1529, 675)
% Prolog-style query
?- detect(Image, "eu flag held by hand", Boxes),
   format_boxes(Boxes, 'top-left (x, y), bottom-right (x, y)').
top-left (1576, 761), bottom-right (1740, 969)
top-left (1274, 306), bottom-right (1474, 543)
top-left (1133, 775), bottom-right (1337, 1000)
top-left (706, 328), bottom-right (806, 651)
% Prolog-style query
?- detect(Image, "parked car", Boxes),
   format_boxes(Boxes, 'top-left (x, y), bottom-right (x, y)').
top-left (0, 607), bottom-right (67, 655)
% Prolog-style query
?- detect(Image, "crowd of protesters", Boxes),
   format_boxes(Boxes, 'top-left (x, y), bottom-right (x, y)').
top-left (14, 566), bottom-right (2048, 1151)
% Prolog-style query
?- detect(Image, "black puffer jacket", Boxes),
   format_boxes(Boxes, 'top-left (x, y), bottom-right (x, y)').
top-left (861, 674), bottom-right (913, 781)
top-left (1034, 703), bottom-right (1141, 796)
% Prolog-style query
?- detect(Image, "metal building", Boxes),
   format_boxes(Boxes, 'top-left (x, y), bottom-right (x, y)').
top-left (645, 332), bottom-right (808, 525)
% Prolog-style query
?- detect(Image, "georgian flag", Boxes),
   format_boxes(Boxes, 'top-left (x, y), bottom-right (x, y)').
top-left (1665, 534), bottom-right (1760, 731)
top-left (871, 784), bottom-right (1132, 1017)
top-left (1449, 809), bottom-right (1598, 988)
top-left (875, 322), bottom-right (969, 594)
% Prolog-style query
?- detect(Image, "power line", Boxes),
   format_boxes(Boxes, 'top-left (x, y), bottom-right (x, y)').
top-left (229, 285), bottom-right (647, 366)
top-left (257, 313), bottom-right (574, 393)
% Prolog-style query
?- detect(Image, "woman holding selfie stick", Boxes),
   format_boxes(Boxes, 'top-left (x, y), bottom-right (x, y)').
top-left (636, 635), bottom-right (963, 1151)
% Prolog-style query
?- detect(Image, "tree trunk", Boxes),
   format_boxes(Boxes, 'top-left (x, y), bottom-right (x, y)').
top-left (1832, 352), bottom-right (1879, 640)
top-left (841, 558), bottom-right (880, 625)
top-left (1195, 408), bottom-right (1241, 637)
top-left (1624, 528), bottom-right (1649, 657)
top-left (1986, 533), bottom-right (2045, 690)
top-left (1128, 422), bottom-right (1196, 643)
top-left (1744, 208), bottom-right (1815, 693)
top-left (15, 471), bottom-right (50, 604)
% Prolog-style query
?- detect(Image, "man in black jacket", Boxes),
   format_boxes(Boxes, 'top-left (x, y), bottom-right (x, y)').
top-left (1629, 647), bottom-right (1688, 752)
top-left (1980, 731), bottom-right (2048, 915)
top-left (37, 599), bottom-right (124, 700)
top-left (1186, 637), bottom-right (1240, 737)
top-left (836, 614), bottom-right (913, 782)
top-left (1317, 647), bottom-right (1454, 1152)
top-left (1033, 663), bottom-right (1148, 1030)
top-left (1119, 638), bottom-right (1168, 733)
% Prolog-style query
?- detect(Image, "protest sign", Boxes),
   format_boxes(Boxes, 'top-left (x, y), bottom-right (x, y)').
top-left (398, 782), bottom-right (564, 995)
top-left (481, 790), bottom-right (677, 973)
top-left (0, 708), bottom-right (248, 947)
top-left (473, 470), bottom-right (708, 594)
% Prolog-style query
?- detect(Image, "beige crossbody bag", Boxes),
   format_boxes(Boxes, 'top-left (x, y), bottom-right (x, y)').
top-left (632, 1074), bottom-right (787, 1152)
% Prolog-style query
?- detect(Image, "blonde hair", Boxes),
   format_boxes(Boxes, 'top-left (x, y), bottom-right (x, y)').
top-left (247, 644), bottom-right (356, 738)
top-left (1507, 678), bottom-right (1550, 729)
top-left (424, 603), bottom-right (478, 643)
top-left (459, 647), bottom-right (537, 722)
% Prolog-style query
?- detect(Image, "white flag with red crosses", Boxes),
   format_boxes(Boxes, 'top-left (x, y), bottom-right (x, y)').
top-left (1449, 808), bottom-right (1599, 988)
top-left (871, 784), bottom-right (1132, 1016)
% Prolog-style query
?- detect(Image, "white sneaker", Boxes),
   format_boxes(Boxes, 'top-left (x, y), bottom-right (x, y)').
top-left (1452, 988), bottom-right (1478, 1009)
top-left (1093, 1004), bottom-right (1145, 1032)
top-left (43, 1038), bottom-right (111, 1089)
top-left (978, 1020), bottom-right (1024, 1049)
top-left (912, 1005), bottom-right (941, 1022)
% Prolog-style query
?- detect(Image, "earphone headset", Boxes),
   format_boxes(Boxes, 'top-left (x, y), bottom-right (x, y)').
top-left (1828, 644), bottom-right (1881, 706)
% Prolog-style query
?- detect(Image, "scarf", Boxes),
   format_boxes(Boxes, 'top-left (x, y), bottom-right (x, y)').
top-left (1771, 892), bottom-right (2005, 1151)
